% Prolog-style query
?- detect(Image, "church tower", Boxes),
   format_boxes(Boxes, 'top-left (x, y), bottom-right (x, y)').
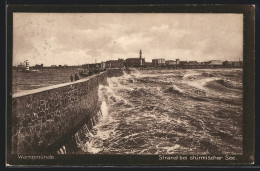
top-left (139, 49), bottom-right (142, 66)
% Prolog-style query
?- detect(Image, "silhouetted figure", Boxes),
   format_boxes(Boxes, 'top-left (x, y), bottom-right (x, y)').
top-left (70, 75), bottom-right (73, 82)
top-left (74, 74), bottom-right (79, 81)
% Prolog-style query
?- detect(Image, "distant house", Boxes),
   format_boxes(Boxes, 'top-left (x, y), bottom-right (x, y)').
top-left (81, 62), bottom-right (106, 74)
top-left (106, 59), bottom-right (124, 68)
top-left (187, 61), bottom-right (198, 65)
top-left (25, 60), bottom-right (29, 71)
top-left (100, 61), bottom-right (106, 70)
top-left (125, 58), bottom-right (145, 67)
top-left (165, 59), bottom-right (180, 66)
top-left (179, 61), bottom-right (187, 66)
top-left (125, 50), bottom-right (145, 67)
top-left (152, 58), bottom-right (165, 67)
top-left (198, 62), bottom-right (208, 65)
top-left (176, 59), bottom-right (180, 65)
top-left (16, 60), bottom-right (30, 72)
top-left (82, 63), bottom-right (90, 69)
top-left (88, 63), bottom-right (100, 69)
top-left (145, 62), bottom-right (153, 67)
top-left (35, 64), bottom-right (43, 69)
top-left (165, 60), bottom-right (176, 66)
top-left (207, 60), bottom-right (223, 66)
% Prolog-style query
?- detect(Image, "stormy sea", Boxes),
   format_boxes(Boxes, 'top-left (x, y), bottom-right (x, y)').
top-left (75, 68), bottom-right (243, 155)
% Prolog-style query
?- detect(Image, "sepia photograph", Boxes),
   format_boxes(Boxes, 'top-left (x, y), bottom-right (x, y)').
top-left (6, 5), bottom-right (255, 166)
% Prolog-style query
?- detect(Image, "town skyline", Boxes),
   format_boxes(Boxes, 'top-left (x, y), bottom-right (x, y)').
top-left (13, 13), bottom-right (243, 66)
top-left (14, 55), bottom-right (243, 67)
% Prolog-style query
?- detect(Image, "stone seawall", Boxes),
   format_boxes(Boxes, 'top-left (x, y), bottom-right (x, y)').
top-left (11, 72), bottom-right (107, 154)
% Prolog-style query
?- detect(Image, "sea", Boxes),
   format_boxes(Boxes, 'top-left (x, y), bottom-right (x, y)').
top-left (12, 68), bottom-right (80, 94)
top-left (74, 68), bottom-right (243, 155)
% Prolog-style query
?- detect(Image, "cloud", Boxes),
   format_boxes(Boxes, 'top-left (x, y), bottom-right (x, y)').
top-left (13, 13), bottom-right (243, 66)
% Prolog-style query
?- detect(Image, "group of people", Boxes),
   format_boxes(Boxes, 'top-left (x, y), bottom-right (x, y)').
top-left (70, 74), bottom-right (80, 82)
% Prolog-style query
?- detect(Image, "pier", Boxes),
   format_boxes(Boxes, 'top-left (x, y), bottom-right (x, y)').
top-left (11, 69), bottom-right (124, 154)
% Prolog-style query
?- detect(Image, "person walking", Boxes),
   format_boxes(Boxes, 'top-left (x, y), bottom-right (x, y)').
top-left (70, 75), bottom-right (73, 82)
top-left (74, 74), bottom-right (79, 81)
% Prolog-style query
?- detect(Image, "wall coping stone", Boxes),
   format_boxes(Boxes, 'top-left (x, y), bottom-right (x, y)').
top-left (12, 72), bottom-right (107, 98)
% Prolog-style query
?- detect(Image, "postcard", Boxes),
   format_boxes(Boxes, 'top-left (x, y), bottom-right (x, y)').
top-left (6, 4), bottom-right (255, 166)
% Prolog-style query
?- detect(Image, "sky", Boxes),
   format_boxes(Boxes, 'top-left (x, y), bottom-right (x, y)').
top-left (13, 13), bottom-right (243, 66)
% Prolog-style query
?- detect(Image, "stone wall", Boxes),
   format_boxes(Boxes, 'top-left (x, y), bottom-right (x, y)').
top-left (11, 72), bottom-right (107, 154)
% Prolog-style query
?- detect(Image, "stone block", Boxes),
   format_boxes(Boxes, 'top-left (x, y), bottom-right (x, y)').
top-left (33, 119), bottom-right (38, 125)
top-left (32, 112), bottom-right (38, 119)
top-left (38, 111), bottom-right (45, 117)
top-left (42, 117), bottom-right (46, 123)
top-left (39, 104), bottom-right (46, 112)
top-left (54, 116), bottom-right (59, 123)
top-left (46, 114), bottom-right (51, 120)
top-left (35, 124), bottom-right (41, 132)
top-left (40, 100), bottom-right (45, 105)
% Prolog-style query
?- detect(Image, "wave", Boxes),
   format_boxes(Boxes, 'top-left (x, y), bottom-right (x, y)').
top-left (182, 77), bottom-right (220, 90)
top-left (129, 87), bottom-right (153, 97)
top-left (129, 68), bottom-right (142, 78)
top-left (164, 85), bottom-right (184, 94)
top-left (74, 69), bottom-right (243, 155)
top-left (202, 72), bottom-right (216, 77)
top-left (182, 72), bottom-right (201, 79)
top-left (216, 79), bottom-right (242, 90)
top-left (205, 79), bottom-right (242, 92)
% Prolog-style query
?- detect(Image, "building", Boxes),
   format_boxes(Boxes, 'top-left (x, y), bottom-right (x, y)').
top-left (165, 59), bottom-right (180, 66)
top-left (145, 62), bottom-right (153, 67)
top-left (187, 61), bottom-right (198, 65)
top-left (25, 60), bottom-right (29, 71)
top-left (125, 58), bottom-right (144, 67)
top-left (16, 60), bottom-right (30, 72)
top-left (125, 50), bottom-right (145, 67)
top-left (88, 63), bottom-right (100, 69)
top-left (176, 59), bottom-right (180, 65)
top-left (94, 62), bottom-right (106, 71)
top-left (179, 61), bottom-right (188, 66)
top-left (198, 62), bottom-right (208, 65)
top-left (34, 64), bottom-right (43, 69)
top-left (207, 60), bottom-right (223, 66)
top-left (165, 60), bottom-right (177, 66)
top-left (106, 59), bottom-right (124, 68)
top-left (100, 61), bottom-right (106, 70)
top-left (152, 58), bottom-right (165, 67)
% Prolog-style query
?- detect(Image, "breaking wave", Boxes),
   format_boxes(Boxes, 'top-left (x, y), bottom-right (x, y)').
top-left (215, 79), bottom-right (242, 90)
top-left (75, 69), bottom-right (243, 155)
top-left (205, 79), bottom-right (242, 93)
top-left (164, 85), bottom-right (184, 94)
